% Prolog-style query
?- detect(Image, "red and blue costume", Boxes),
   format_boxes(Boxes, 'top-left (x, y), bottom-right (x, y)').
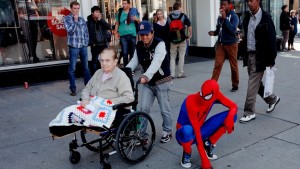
top-left (176, 80), bottom-right (238, 169)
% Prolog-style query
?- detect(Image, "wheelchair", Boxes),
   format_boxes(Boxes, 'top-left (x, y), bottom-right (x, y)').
top-left (50, 68), bottom-right (156, 169)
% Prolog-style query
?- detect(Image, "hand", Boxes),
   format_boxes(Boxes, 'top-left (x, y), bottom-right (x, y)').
top-left (208, 31), bottom-right (214, 36)
top-left (73, 13), bottom-right (79, 22)
top-left (220, 8), bottom-right (226, 19)
top-left (131, 15), bottom-right (138, 22)
top-left (224, 117), bottom-right (234, 134)
top-left (140, 77), bottom-right (147, 84)
top-left (80, 100), bottom-right (90, 107)
top-left (97, 13), bottom-right (102, 21)
top-left (114, 32), bottom-right (120, 39)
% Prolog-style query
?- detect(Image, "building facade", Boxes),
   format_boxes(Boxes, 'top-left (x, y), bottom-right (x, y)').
top-left (0, 0), bottom-right (298, 86)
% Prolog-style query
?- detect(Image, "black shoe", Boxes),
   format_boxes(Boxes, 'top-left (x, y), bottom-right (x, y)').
top-left (70, 91), bottom-right (76, 96)
top-left (203, 139), bottom-right (217, 160)
top-left (33, 57), bottom-right (40, 63)
top-left (231, 86), bottom-right (238, 92)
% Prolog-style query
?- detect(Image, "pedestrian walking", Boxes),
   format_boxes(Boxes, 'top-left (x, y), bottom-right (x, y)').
top-left (153, 9), bottom-right (170, 58)
top-left (168, 2), bottom-right (192, 78)
top-left (239, 0), bottom-right (280, 123)
top-left (64, 1), bottom-right (91, 96)
top-left (114, 0), bottom-right (140, 67)
top-left (126, 21), bottom-right (173, 143)
top-left (208, 0), bottom-right (239, 92)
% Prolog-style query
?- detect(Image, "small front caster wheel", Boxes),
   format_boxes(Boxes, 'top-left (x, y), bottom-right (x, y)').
top-left (69, 151), bottom-right (81, 164)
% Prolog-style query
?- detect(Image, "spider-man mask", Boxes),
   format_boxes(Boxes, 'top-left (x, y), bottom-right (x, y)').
top-left (199, 80), bottom-right (220, 104)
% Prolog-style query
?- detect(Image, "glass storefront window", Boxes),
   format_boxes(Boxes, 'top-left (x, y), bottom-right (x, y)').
top-left (270, 0), bottom-right (284, 35)
top-left (0, 0), bottom-right (72, 67)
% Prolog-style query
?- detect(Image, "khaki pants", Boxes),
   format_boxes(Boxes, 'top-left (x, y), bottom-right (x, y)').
top-left (211, 43), bottom-right (239, 87)
top-left (170, 41), bottom-right (187, 77)
top-left (244, 53), bottom-right (277, 115)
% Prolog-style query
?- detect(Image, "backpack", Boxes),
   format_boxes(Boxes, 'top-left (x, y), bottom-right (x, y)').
top-left (118, 8), bottom-right (139, 33)
top-left (169, 13), bottom-right (186, 43)
top-left (169, 13), bottom-right (184, 31)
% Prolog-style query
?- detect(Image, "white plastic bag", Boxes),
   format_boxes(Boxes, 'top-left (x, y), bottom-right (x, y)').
top-left (264, 67), bottom-right (276, 98)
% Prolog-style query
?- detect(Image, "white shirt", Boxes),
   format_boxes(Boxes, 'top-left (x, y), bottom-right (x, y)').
top-left (247, 8), bottom-right (262, 51)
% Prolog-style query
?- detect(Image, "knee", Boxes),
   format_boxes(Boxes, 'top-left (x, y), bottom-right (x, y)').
top-left (176, 125), bottom-right (194, 143)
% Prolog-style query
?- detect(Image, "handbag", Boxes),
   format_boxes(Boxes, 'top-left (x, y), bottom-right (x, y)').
top-left (264, 67), bottom-right (276, 98)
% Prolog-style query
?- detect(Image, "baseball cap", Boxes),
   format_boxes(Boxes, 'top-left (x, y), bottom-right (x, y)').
top-left (138, 21), bottom-right (153, 35)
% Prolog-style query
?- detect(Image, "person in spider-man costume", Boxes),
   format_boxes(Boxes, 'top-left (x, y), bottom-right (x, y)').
top-left (176, 79), bottom-right (238, 169)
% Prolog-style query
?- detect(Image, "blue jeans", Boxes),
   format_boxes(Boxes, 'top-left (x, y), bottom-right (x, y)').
top-left (120, 35), bottom-right (136, 66)
top-left (68, 46), bottom-right (91, 92)
top-left (140, 82), bottom-right (172, 138)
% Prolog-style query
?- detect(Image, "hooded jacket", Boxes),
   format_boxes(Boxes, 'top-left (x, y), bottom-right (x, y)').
top-left (86, 15), bottom-right (111, 46)
top-left (167, 10), bottom-right (191, 43)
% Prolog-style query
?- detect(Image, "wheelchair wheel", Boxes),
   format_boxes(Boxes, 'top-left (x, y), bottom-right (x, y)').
top-left (80, 129), bottom-right (114, 152)
top-left (116, 111), bottom-right (156, 164)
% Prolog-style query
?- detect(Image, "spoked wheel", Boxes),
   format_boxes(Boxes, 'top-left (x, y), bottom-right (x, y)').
top-left (80, 129), bottom-right (115, 152)
top-left (116, 111), bottom-right (156, 164)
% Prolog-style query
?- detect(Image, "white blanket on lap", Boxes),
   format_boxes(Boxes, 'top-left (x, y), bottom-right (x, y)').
top-left (49, 96), bottom-right (116, 128)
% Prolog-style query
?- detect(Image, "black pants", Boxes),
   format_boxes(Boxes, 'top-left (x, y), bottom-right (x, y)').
top-left (288, 31), bottom-right (297, 46)
top-left (91, 45), bottom-right (107, 74)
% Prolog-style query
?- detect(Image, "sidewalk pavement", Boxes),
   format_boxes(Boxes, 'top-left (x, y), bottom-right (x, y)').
top-left (1, 39), bottom-right (300, 169)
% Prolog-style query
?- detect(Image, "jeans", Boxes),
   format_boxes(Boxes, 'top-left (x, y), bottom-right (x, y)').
top-left (140, 82), bottom-right (172, 138)
top-left (120, 34), bottom-right (136, 66)
top-left (68, 46), bottom-right (91, 92)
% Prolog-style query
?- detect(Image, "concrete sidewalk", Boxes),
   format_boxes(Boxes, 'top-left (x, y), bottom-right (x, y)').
top-left (1, 39), bottom-right (300, 169)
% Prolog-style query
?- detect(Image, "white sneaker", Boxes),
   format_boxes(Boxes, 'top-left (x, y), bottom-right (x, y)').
top-left (267, 96), bottom-right (280, 113)
top-left (239, 114), bottom-right (256, 123)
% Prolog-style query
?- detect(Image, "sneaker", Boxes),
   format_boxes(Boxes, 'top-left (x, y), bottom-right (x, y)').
top-left (70, 91), bottom-right (76, 96)
top-left (160, 131), bottom-right (172, 143)
top-left (239, 114), bottom-right (256, 123)
top-left (231, 86), bottom-right (238, 92)
top-left (181, 151), bottom-right (191, 168)
top-left (177, 74), bottom-right (186, 78)
top-left (267, 96), bottom-right (280, 113)
top-left (203, 139), bottom-right (217, 160)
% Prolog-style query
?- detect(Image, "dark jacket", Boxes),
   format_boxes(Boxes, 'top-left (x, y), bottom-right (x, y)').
top-left (214, 10), bottom-right (239, 45)
top-left (280, 11), bottom-right (291, 31)
top-left (242, 10), bottom-right (277, 72)
top-left (86, 15), bottom-right (111, 46)
top-left (136, 37), bottom-right (170, 86)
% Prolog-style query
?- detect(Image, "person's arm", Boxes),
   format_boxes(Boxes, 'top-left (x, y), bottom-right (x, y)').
top-left (110, 71), bottom-right (134, 104)
top-left (64, 15), bottom-right (78, 35)
top-left (218, 92), bottom-right (238, 134)
top-left (266, 16), bottom-right (277, 67)
top-left (183, 14), bottom-right (192, 39)
top-left (142, 42), bottom-right (166, 81)
top-left (99, 18), bottom-right (111, 30)
top-left (208, 18), bottom-right (220, 36)
top-left (222, 13), bottom-right (239, 36)
top-left (81, 72), bottom-right (98, 104)
top-left (126, 49), bottom-right (139, 71)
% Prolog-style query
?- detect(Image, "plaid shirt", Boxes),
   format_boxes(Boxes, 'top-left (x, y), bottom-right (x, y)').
top-left (64, 14), bottom-right (89, 48)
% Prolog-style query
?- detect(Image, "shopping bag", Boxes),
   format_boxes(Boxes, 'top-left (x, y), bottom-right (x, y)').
top-left (264, 67), bottom-right (276, 98)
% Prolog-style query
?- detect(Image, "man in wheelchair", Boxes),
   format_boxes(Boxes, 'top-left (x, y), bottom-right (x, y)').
top-left (50, 47), bottom-right (156, 168)
top-left (80, 47), bottom-right (134, 126)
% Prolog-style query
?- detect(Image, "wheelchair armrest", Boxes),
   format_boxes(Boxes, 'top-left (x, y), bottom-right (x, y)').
top-left (112, 102), bottom-right (136, 110)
